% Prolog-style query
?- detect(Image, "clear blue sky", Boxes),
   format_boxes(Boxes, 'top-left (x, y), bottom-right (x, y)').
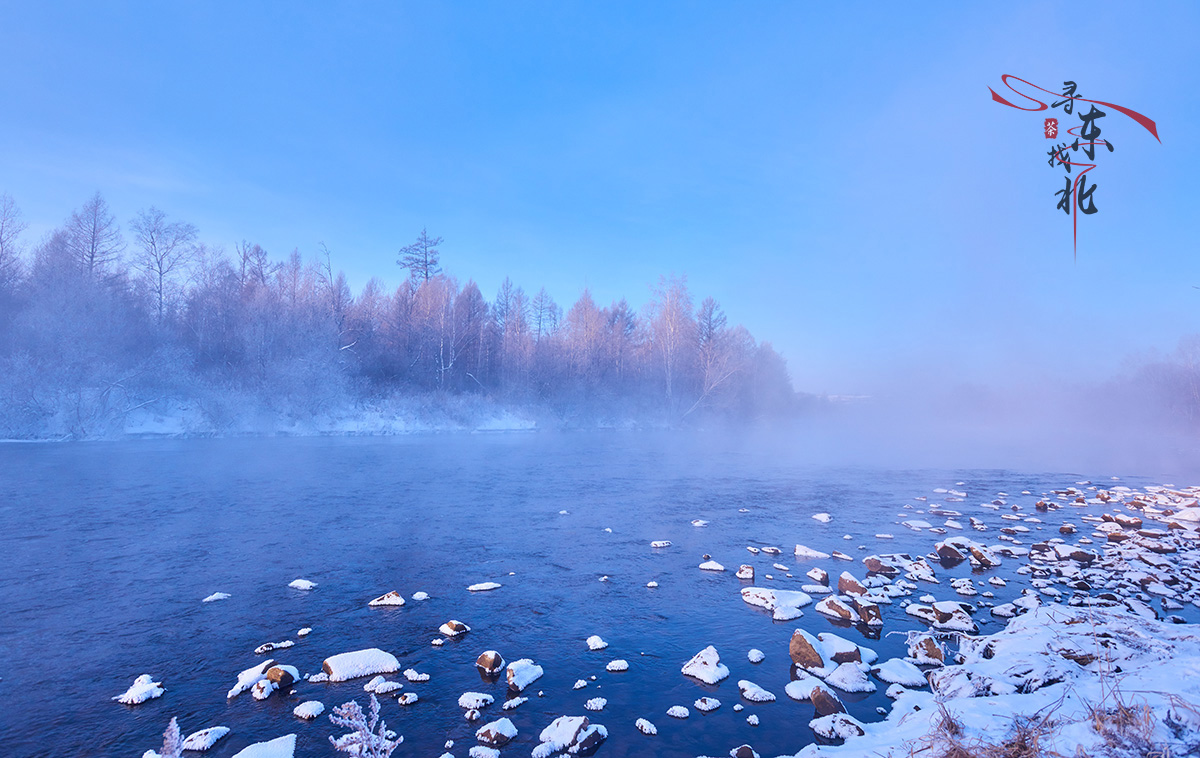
top-left (1, 2), bottom-right (1196, 394)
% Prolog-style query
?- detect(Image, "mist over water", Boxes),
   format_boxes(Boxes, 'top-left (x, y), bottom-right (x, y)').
top-left (0, 431), bottom-right (1179, 758)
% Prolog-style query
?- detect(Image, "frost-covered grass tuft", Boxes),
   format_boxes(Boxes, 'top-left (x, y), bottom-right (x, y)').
top-left (328, 693), bottom-right (402, 758)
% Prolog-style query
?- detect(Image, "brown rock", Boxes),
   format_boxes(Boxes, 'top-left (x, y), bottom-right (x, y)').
top-left (789, 630), bottom-right (825, 669)
top-left (968, 545), bottom-right (1001, 568)
top-left (1108, 532), bottom-right (1130, 543)
top-left (476, 650), bottom-right (504, 676)
top-left (862, 557), bottom-right (898, 577)
top-left (732, 746), bottom-right (757, 758)
top-left (815, 596), bottom-right (856, 621)
top-left (1059, 524), bottom-right (1077, 535)
top-left (476, 721), bottom-right (515, 747)
top-left (807, 567), bottom-right (829, 584)
top-left (575, 724), bottom-right (606, 753)
top-left (838, 572), bottom-right (867, 596)
top-left (936, 542), bottom-right (965, 563)
top-left (1115, 514), bottom-right (1143, 529)
top-left (265, 666), bottom-right (296, 688)
top-left (916, 636), bottom-right (944, 664)
top-left (810, 685), bottom-right (846, 716)
top-left (852, 598), bottom-right (882, 626)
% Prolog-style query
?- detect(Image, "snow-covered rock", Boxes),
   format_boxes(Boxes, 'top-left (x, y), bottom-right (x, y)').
top-left (459, 692), bottom-right (494, 709)
top-left (476, 650), bottom-right (505, 675)
top-left (475, 717), bottom-right (517, 747)
top-left (182, 726), bottom-right (230, 751)
top-left (694, 696), bottom-right (721, 712)
top-left (666, 705), bottom-right (689, 718)
top-left (468, 582), bottom-right (502, 592)
top-left (605, 659), bottom-right (628, 672)
top-left (871, 658), bottom-right (927, 687)
top-left (785, 672), bottom-right (825, 701)
top-left (293, 701), bottom-right (324, 720)
top-left (810, 713), bottom-right (866, 740)
top-left (825, 661), bottom-right (876, 693)
top-left (532, 716), bottom-right (606, 758)
top-left (230, 735), bottom-right (296, 758)
top-left (321, 648), bottom-right (400, 681)
top-left (584, 697), bottom-right (606, 711)
top-left (394, 667), bottom-right (424, 683)
top-left (254, 640), bottom-right (293, 655)
top-left (636, 717), bottom-right (657, 735)
top-left (202, 592), bottom-right (230, 603)
top-left (699, 559), bottom-right (726, 571)
top-left (228, 660), bottom-right (273, 698)
top-left (737, 680), bottom-right (776, 702)
top-left (287, 579), bottom-right (316, 591)
top-left (506, 659), bottom-right (544, 692)
top-left (440, 619), bottom-right (471, 637)
top-left (748, 648), bottom-right (765, 663)
top-left (681, 645), bottom-right (730, 684)
top-left (369, 591), bottom-right (406, 606)
top-left (586, 635), bottom-right (608, 650)
top-left (795, 544), bottom-right (831, 560)
top-left (114, 674), bottom-right (163, 705)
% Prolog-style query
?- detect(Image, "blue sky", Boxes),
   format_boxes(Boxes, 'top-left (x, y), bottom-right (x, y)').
top-left (1, 2), bottom-right (1196, 394)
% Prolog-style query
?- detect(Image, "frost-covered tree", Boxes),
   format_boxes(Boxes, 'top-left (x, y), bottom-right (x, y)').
top-left (65, 192), bottom-right (125, 277)
top-left (0, 190), bottom-right (799, 437)
top-left (131, 207), bottom-right (198, 323)
top-left (329, 694), bottom-right (402, 758)
top-left (531, 286), bottom-right (561, 342)
top-left (397, 228), bottom-right (442, 283)
top-left (0, 193), bottom-right (27, 291)
top-left (646, 274), bottom-right (696, 406)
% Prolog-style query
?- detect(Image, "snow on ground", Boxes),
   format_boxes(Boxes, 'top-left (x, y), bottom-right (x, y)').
top-left (789, 605), bottom-right (1200, 757)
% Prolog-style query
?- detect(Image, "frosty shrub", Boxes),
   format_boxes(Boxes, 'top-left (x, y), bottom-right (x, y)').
top-left (160, 717), bottom-right (183, 758)
top-left (328, 693), bottom-right (402, 757)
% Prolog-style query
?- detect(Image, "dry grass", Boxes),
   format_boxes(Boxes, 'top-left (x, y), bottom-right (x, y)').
top-left (914, 698), bottom-right (1066, 758)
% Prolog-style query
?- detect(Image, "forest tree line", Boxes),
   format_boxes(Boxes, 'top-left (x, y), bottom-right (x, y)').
top-left (0, 192), bottom-right (797, 437)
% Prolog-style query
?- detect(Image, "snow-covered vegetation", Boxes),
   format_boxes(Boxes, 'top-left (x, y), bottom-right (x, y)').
top-left (0, 193), bottom-right (795, 439)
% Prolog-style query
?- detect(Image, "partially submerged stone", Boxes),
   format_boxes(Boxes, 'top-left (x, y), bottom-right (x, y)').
top-left (322, 649), bottom-right (400, 682)
top-left (369, 591), bottom-right (405, 606)
top-left (681, 645), bottom-right (730, 684)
